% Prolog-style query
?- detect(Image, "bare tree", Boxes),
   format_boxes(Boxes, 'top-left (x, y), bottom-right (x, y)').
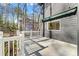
top-left (38, 3), bottom-right (45, 37)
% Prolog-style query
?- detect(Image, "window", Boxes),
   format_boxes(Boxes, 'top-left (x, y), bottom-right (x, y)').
top-left (48, 21), bottom-right (60, 30)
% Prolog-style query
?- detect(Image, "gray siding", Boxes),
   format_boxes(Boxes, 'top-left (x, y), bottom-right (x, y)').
top-left (44, 3), bottom-right (78, 44)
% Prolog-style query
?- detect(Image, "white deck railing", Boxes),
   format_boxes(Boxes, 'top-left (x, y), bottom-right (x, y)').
top-left (22, 30), bottom-right (42, 39)
top-left (0, 31), bottom-right (24, 56)
top-left (3, 36), bottom-right (24, 56)
top-left (0, 31), bottom-right (41, 56)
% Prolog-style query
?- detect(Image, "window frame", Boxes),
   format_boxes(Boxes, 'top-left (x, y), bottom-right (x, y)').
top-left (47, 19), bottom-right (61, 31)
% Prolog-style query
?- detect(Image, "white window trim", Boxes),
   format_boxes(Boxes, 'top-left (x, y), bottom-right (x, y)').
top-left (47, 19), bottom-right (61, 31)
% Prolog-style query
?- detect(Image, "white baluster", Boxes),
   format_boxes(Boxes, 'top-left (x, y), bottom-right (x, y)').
top-left (17, 40), bottom-right (18, 56)
top-left (0, 31), bottom-right (3, 56)
top-left (21, 36), bottom-right (24, 56)
top-left (8, 41), bottom-right (10, 56)
top-left (13, 40), bottom-right (14, 56)
top-left (3, 41), bottom-right (4, 56)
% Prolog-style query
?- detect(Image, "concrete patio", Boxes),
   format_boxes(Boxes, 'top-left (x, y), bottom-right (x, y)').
top-left (24, 37), bottom-right (77, 56)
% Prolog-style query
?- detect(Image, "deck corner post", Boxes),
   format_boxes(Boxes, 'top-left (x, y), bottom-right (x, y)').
top-left (0, 31), bottom-right (3, 56)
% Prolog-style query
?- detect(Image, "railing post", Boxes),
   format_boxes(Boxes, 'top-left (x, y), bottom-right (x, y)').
top-left (0, 31), bottom-right (3, 56)
top-left (16, 30), bottom-right (20, 36)
top-left (20, 31), bottom-right (25, 56)
top-left (30, 30), bottom-right (32, 39)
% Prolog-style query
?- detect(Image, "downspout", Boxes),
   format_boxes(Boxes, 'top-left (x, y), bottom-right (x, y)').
top-left (49, 3), bottom-right (52, 38)
top-left (43, 4), bottom-right (45, 37)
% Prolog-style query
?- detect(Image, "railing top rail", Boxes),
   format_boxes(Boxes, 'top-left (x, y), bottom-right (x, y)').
top-left (3, 35), bottom-right (24, 41)
top-left (22, 31), bottom-right (40, 33)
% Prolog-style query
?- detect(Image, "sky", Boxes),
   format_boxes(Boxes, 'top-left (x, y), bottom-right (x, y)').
top-left (0, 3), bottom-right (34, 15)
top-left (0, 3), bottom-right (40, 23)
top-left (27, 3), bottom-right (33, 15)
top-left (0, 3), bottom-right (34, 22)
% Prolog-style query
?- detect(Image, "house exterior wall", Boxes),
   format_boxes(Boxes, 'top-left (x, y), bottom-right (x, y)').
top-left (44, 3), bottom-right (78, 44)
top-left (77, 4), bottom-right (79, 55)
